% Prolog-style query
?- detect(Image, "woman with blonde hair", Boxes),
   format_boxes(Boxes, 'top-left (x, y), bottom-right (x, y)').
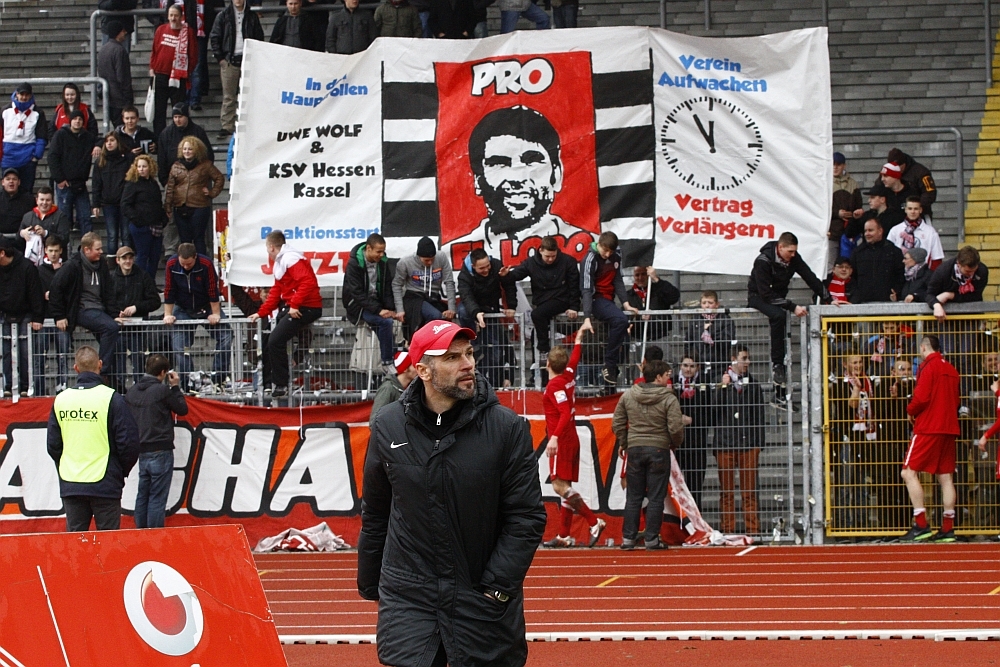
top-left (121, 154), bottom-right (167, 277)
top-left (165, 136), bottom-right (224, 257)
top-left (91, 131), bottom-right (131, 255)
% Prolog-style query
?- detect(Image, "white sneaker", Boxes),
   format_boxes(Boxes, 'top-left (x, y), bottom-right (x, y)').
top-left (542, 535), bottom-right (575, 548)
top-left (588, 518), bottom-right (607, 547)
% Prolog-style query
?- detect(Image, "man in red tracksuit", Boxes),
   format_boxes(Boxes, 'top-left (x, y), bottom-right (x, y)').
top-left (248, 230), bottom-right (323, 398)
top-left (902, 335), bottom-right (961, 542)
top-left (541, 328), bottom-right (606, 548)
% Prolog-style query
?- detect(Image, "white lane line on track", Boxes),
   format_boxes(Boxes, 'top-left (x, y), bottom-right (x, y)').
top-left (736, 546), bottom-right (758, 556)
top-left (271, 604), bottom-right (996, 616)
top-left (266, 592), bottom-right (988, 604)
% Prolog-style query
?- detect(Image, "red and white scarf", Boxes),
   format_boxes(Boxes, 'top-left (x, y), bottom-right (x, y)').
top-left (954, 263), bottom-right (976, 295)
top-left (898, 218), bottom-right (921, 250)
top-left (700, 312), bottom-right (716, 345)
top-left (726, 365), bottom-right (745, 393)
top-left (848, 375), bottom-right (877, 440)
top-left (678, 373), bottom-right (697, 400)
top-left (169, 24), bottom-right (190, 88)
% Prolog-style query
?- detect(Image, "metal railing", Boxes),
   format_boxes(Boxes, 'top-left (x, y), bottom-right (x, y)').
top-left (0, 77), bottom-right (110, 133)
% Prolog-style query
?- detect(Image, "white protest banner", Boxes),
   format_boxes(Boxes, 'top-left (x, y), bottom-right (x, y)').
top-left (650, 28), bottom-right (832, 274)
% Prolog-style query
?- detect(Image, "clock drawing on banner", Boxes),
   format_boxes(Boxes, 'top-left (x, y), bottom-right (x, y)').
top-left (659, 96), bottom-right (763, 191)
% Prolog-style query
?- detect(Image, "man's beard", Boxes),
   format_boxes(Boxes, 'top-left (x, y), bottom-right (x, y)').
top-left (430, 365), bottom-right (476, 401)
top-left (480, 180), bottom-right (553, 238)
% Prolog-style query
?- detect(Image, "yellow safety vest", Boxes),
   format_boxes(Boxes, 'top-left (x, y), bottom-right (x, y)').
top-left (53, 384), bottom-right (115, 483)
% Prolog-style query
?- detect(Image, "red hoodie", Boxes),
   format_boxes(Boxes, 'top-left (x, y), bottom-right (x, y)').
top-left (907, 351), bottom-right (960, 435)
top-left (257, 257), bottom-right (322, 316)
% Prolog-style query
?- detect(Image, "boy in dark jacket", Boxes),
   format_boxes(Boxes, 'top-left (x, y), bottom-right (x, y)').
top-left (507, 235), bottom-right (580, 360)
top-left (0, 237), bottom-right (44, 395)
top-left (109, 246), bottom-right (162, 388)
top-left (580, 232), bottom-right (639, 385)
top-left (48, 110), bottom-right (95, 234)
top-left (684, 290), bottom-right (736, 381)
top-left (326, 0), bottom-right (377, 54)
top-left (343, 234), bottom-right (399, 372)
top-left (126, 353), bottom-right (188, 528)
top-left (34, 235), bottom-right (72, 395)
top-left (457, 248), bottom-right (518, 388)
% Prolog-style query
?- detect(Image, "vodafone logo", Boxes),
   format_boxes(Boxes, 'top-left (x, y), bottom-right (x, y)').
top-left (123, 562), bottom-right (204, 656)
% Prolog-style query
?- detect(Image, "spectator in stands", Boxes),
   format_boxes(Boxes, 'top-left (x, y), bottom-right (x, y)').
top-left (369, 351), bottom-right (418, 428)
top-left (508, 235), bottom-right (580, 364)
top-left (247, 231), bottom-right (323, 398)
top-left (684, 289), bottom-right (736, 381)
top-left (627, 265), bottom-right (678, 342)
top-left (48, 232), bottom-right (121, 375)
top-left (1, 83), bottom-right (48, 193)
top-left (150, 4), bottom-right (198, 137)
top-left (34, 235), bottom-right (72, 395)
top-left (747, 232), bottom-right (827, 388)
top-left (0, 169), bottom-right (33, 253)
top-left (49, 84), bottom-right (100, 155)
top-left (271, 0), bottom-right (326, 50)
top-left (98, 21), bottom-right (134, 128)
top-left (428, 0), bottom-right (476, 37)
top-left (163, 243), bottom-right (233, 389)
top-left (109, 246), bottom-right (162, 387)
top-left (164, 136), bottom-right (224, 257)
top-left (901, 335), bottom-right (960, 542)
top-left (927, 246), bottom-right (989, 322)
top-left (887, 147), bottom-right (937, 220)
top-left (457, 247), bottom-right (518, 388)
top-left (187, 0), bottom-right (210, 111)
top-left (472, 0), bottom-right (487, 37)
top-left (326, 0), bottom-right (377, 54)
top-left (612, 359), bottom-right (683, 549)
top-left (498, 0), bottom-right (549, 33)
top-left (20, 187), bottom-right (71, 252)
top-left (887, 197), bottom-right (944, 271)
top-left (877, 355), bottom-right (916, 530)
top-left (878, 162), bottom-right (918, 214)
top-left (828, 351), bottom-right (875, 529)
top-left (375, 0), bottom-right (423, 36)
top-left (49, 110), bottom-right (96, 234)
top-left (344, 233), bottom-right (400, 375)
top-left (100, 1), bottom-right (137, 53)
top-left (393, 236), bottom-right (457, 340)
top-left (116, 106), bottom-right (157, 158)
top-left (899, 247), bottom-right (931, 304)
top-left (91, 132), bottom-right (132, 255)
top-left (210, 0), bottom-right (263, 140)
top-left (0, 237), bottom-right (44, 396)
top-left (157, 103), bottom-right (213, 186)
top-left (849, 219), bottom-right (905, 304)
top-left (675, 352), bottom-right (713, 511)
top-left (580, 231), bottom-right (640, 385)
top-left (846, 183), bottom-right (903, 245)
top-left (715, 344), bottom-right (765, 535)
top-left (824, 256), bottom-right (855, 305)
top-left (830, 152), bottom-right (862, 270)
top-left (121, 154), bottom-right (167, 278)
top-left (551, 0), bottom-right (577, 28)
top-left (410, 0), bottom-right (431, 36)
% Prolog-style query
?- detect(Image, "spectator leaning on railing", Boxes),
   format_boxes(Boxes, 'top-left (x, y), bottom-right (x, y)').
top-left (109, 245), bottom-right (162, 387)
top-left (926, 246), bottom-right (989, 322)
top-left (34, 235), bottom-right (72, 395)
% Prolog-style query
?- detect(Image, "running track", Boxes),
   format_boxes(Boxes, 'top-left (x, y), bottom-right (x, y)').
top-left (258, 544), bottom-right (1000, 643)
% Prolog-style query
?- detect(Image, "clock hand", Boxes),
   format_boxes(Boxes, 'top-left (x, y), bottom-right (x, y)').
top-left (693, 114), bottom-right (716, 154)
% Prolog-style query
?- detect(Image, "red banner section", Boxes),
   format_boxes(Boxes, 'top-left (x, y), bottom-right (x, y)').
top-left (0, 393), bottom-right (626, 545)
top-left (0, 525), bottom-right (286, 666)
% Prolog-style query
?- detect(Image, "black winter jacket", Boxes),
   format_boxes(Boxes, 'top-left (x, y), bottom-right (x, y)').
top-left (684, 310), bottom-right (736, 378)
top-left (626, 278), bottom-right (679, 311)
top-left (714, 371), bottom-right (765, 451)
top-left (0, 252), bottom-right (44, 322)
top-left (457, 255), bottom-right (518, 319)
top-left (850, 239), bottom-right (905, 303)
top-left (91, 151), bottom-right (131, 207)
top-left (121, 177), bottom-right (168, 228)
top-left (270, 11), bottom-right (326, 51)
top-left (48, 251), bottom-right (115, 329)
top-left (37, 260), bottom-right (61, 317)
top-left (157, 121), bottom-right (214, 185)
top-left (108, 266), bottom-right (161, 317)
top-left (892, 149), bottom-right (937, 217)
top-left (342, 241), bottom-right (395, 324)
top-left (0, 189), bottom-right (34, 251)
top-left (902, 265), bottom-right (931, 304)
top-left (359, 374), bottom-right (546, 667)
top-left (48, 128), bottom-right (96, 188)
top-left (428, 0), bottom-right (476, 38)
top-left (209, 2), bottom-right (265, 63)
top-left (508, 249), bottom-right (580, 310)
top-left (325, 7), bottom-right (377, 54)
top-left (926, 258), bottom-right (990, 307)
top-left (746, 241), bottom-right (827, 311)
top-left (19, 209), bottom-right (71, 251)
top-left (46, 371), bottom-right (140, 499)
top-left (114, 124), bottom-right (157, 156)
top-left (125, 374), bottom-right (188, 453)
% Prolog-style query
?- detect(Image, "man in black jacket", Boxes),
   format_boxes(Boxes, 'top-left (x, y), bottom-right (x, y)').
top-left (887, 147), bottom-right (937, 219)
top-left (0, 169), bottom-right (33, 252)
top-left (342, 233), bottom-right (399, 371)
top-left (210, 0), bottom-right (264, 139)
top-left (458, 247), bottom-right (518, 388)
top-left (846, 183), bottom-right (904, 241)
top-left (359, 319), bottom-right (546, 667)
top-left (19, 187), bottom-right (71, 251)
top-left (326, 0), bottom-right (377, 54)
top-left (97, 20), bottom-right (133, 126)
top-left (0, 237), bottom-right (44, 395)
top-left (47, 345), bottom-right (139, 531)
top-left (927, 245), bottom-right (990, 321)
top-left (507, 235), bottom-right (580, 361)
top-left (157, 104), bottom-right (214, 186)
top-left (270, 0), bottom-right (326, 50)
top-left (109, 246), bottom-right (162, 388)
top-left (48, 232), bottom-right (120, 374)
top-left (34, 235), bottom-right (72, 396)
top-left (675, 352), bottom-right (714, 511)
top-left (115, 106), bottom-right (157, 158)
top-left (627, 265), bottom-right (679, 343)
top-left (851, 219), bottom-right (905, 304)
top-left (48, 110), bottom-right (95, 234)
top-left (747, 232), bottom-right (827, 387)
top-left (126, 353), bottom-right (188, 528)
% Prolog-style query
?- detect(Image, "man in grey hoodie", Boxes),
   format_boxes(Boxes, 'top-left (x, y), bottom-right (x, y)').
top-left (392, 236), bottom-right (457, 340)
top-left (611, 359), bottom-right (684, 550)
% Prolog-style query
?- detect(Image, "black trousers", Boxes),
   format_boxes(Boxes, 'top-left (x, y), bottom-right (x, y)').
top-left (676, 435), bottom-right (707, 511)
top-left (64, 496), bottom-right (121, 531)
top-left (622, 446), bottom-right (671, 544)
top-left (153, 73), bottom-right (187, 138)
top-left (267, 306), bottom-right (322, 387)
top-left (530, 298), bottom-right (575, 353)
top-left (748, 293), bottom-right (788, 366)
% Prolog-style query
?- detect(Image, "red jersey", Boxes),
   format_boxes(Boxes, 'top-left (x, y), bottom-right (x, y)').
top-left (907, 351), bottom-right (960, 435)
top-left (984, 389), bottom-right (1000, 440)
top-left (544, 336), bottom-right (582, 447)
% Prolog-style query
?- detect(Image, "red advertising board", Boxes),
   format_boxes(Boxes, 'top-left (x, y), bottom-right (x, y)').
top-left (0, 525), bottom-right (286, 666)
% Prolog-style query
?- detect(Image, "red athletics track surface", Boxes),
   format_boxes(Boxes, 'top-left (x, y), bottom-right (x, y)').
top-left (261, 544), bottom-right (1000, 666)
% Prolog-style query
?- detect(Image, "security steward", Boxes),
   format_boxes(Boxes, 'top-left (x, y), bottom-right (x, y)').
top-left (47, 345), bottom-right (139, 531)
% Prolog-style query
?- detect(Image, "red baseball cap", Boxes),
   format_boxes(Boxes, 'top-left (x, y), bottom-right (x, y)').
top-left (408, 320), bottom-right (476, 363)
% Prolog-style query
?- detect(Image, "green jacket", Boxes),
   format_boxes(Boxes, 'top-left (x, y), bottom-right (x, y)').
top-left (611, 382), bottom-right (684, 451)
